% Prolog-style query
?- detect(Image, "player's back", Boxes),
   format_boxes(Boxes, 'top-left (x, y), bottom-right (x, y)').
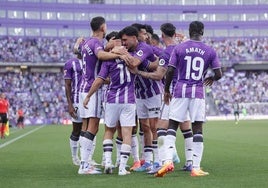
top-left (80, 37), bottom-right (104, 92)
top-left (161, 44), bottom-right (178, 92)
top-left (98, 58), bottom-right (136, 104)
top-left (177, 40), bottom-right (218, 83)
top-left (134, 42), bottom-right (162, 99)
top-left (64, 57), bottom-right (83, 103)
top-left (170, 40), bottom-right (220, 99)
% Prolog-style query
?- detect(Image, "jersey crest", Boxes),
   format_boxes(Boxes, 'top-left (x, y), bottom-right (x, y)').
top-left (136, 50), bottom-right (143, 57)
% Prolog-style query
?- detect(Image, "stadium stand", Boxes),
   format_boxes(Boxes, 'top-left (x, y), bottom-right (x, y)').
top-left (0, 71), bottom-right (69, 125)
top-left (208, 68), bottom-right (268, 116)
top-left (1, 37), bottom-right (267, 66)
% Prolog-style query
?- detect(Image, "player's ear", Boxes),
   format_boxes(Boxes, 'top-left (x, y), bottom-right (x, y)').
top-left (100, 25), bottom-right (104, 32)
top-left (200, 29), bottom-right (204, 36)
top-left (100, 23), bottom-right (107, 33)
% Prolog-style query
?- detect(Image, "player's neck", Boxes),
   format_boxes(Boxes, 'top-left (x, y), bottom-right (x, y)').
top-left (164, 38), bottom-right (175, 46)
top-left (190, 35), bottom-right (202, 41)
top-left (92, 32), bottom-right (104, 40)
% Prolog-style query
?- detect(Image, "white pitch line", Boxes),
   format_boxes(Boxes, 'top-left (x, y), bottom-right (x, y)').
top-left (0, 126), bottom-right (44, 149)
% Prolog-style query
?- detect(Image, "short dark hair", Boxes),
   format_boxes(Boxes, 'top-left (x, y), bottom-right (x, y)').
top-left (118, 26), bottom-right (139, 38)
top-left (160, 23), bottom-right (176, 37)
top-left (145, 24), bottom-right (154, 35)
top-left (189, 21), bottom-right (204, 37)
top-left (151, 33), bottom-right (160, 43)
top-left (90, 16), bottom-right (105, 32)
top-left (105, 31), bottom-right (119, 41)
top-left (131, 23), bottom-right (146, 32)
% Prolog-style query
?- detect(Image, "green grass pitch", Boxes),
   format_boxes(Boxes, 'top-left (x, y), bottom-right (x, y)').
top-left (0, 120), bottom-right (267, 188)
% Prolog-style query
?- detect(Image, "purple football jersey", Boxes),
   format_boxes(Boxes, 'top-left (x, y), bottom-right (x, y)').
top-left (169, 40), bottom-right (221, 99)
top-left (159, 44), bottom-right (178, 93)
top-left (97, 58), bottom-right (136, 104)
top-left (80, 37), bottom-right (104, 93)
top-left (133, 42), bottom-right (162, 99)
top-left (152, 45), bottom-right (163, 57)
top-left (63, 57), bottom-right (83, 103)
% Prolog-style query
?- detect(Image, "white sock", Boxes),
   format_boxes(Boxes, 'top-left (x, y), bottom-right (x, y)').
top-left (131, 134), bottom-right (140, 162)
top-left (192, 134), bottom-right (203, 170)
top-left (165, 133), bottom-right (177, 163)
top-left (139, 131), bottom-right (144, 160)
top-left (79, 135), bottom-right (93, 163)
top-left (185, 137), bottom-right (193, 165)
top-left (103, 139), bottom-right (113, 166)
top-left (116, 137), bottom-right (123, 163)
top-left (70, 138), bottom-right (79, 159)
top-left (144, 146), bottom-right (153, 164)
top-left (88, 136), bottom-right (97, 162)
top-left (152, 140), bottom-right (160, 164)
top-left (119, 144), bottom-right (131, 171)
top-left (157, 135), bottom-right (166, 165)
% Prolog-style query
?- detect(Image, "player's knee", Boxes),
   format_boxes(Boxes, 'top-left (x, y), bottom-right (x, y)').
top-left (168, 119), bottom-right (179, 131)
top-left (192, 121), bottom-right (203, 134)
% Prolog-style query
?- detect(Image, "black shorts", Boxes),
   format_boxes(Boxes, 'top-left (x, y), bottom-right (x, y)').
top-left (17, 116), bottom-right (24, 124)
top-left (0, 113), bottom-right (8, 124)
top-left (234, 111), bottom-right (239, 116)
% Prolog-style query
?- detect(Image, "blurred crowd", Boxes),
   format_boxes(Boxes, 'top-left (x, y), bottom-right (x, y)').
top-left (0, 37), bottom-right (75, 63)
top-left (0, 36), bottom-right (267, 64)
top-left (0, 72), bottom-right (68, 125)
top-left (206, 37), bottom-right (268, 64)
top-left (211, 68), bottom-right (268, 116)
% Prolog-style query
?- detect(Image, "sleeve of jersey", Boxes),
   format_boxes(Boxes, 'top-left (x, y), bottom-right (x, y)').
top-left (63, 60), bottom-right (72, 79)
top-left (210, 50), bottom-right (221, 69)
top-left (152, 46), bottom-right (163, 57)
top-left (93, 39), bottom-right (104, 55)
top-left (159, 51), bottom-right (169, 69)
top-left (167, 49), bottom-right (177, 69)
top-left (97, 61), bottom-right (109, 80)
top-left (133, 43), bottom-right (156, 63)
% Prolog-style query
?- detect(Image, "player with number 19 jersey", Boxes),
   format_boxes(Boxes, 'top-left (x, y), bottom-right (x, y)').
top-left (169, 40), bottom-right (221, 99)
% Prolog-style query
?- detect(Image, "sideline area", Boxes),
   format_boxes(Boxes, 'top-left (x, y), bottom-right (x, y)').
top-left (207, 115), bottom-right (268, 121)
top-left (0, 126), bottom-right (44, 149)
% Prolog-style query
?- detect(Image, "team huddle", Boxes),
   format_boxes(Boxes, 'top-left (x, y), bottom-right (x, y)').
top-left (63, 16), bottom-right (222, 177)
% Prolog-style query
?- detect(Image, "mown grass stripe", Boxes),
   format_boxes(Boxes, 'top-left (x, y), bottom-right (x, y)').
top-left (0, 126), bottom-right (44, 149)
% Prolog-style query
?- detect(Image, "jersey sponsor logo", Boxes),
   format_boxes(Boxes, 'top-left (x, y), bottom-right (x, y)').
top-left (148, 107), bottom-right (160, 112)
top-left (159, 59), bottom-right (165, 66)
top-left (136, 50), bottom-right (143, 57)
